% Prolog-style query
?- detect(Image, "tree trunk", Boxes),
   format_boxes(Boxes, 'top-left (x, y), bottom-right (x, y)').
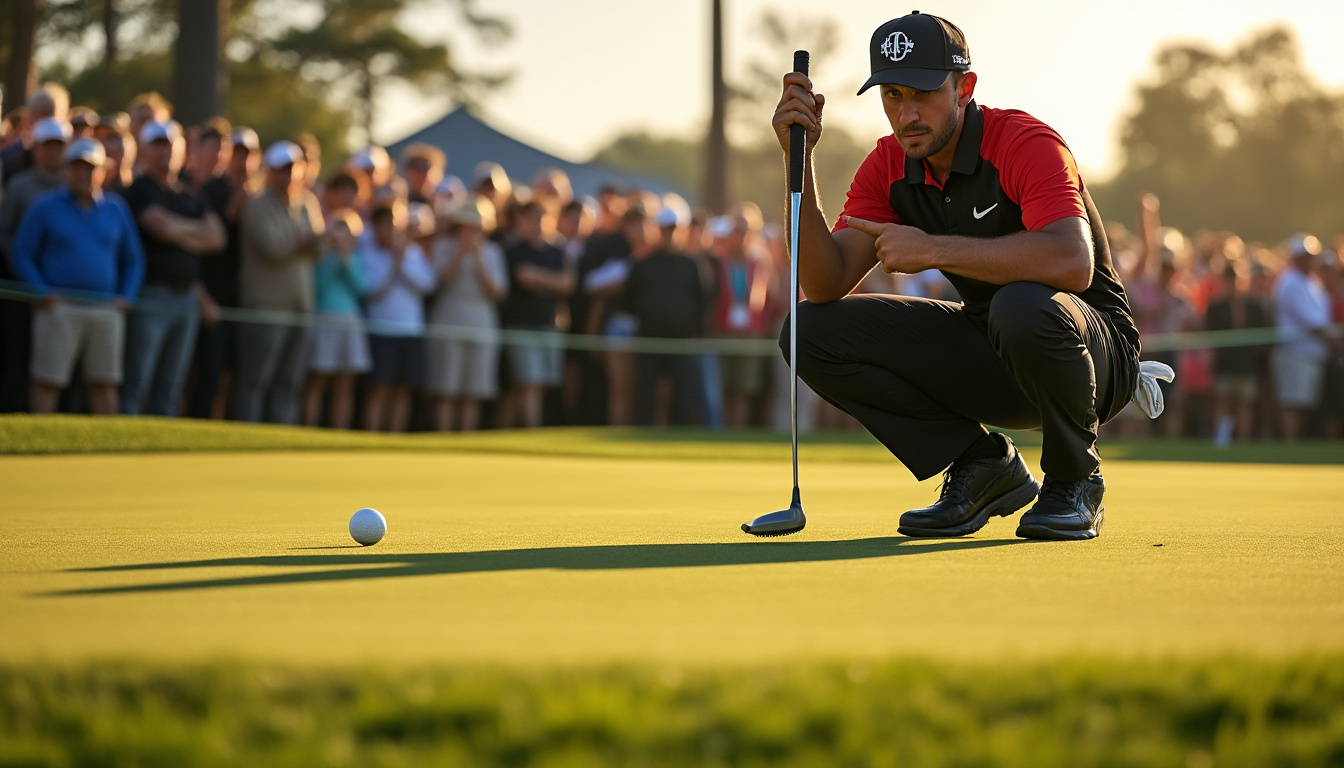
top-left (103, 0), bottom-right (117, 104)
top-left (4, 0), bottom-right (41, 109)
top-left (172, 0), bottom-right (227, 125)
top-left (361, 63), bottom-right (375, 143)
top-left (702, 0), bottom-right (729, 214)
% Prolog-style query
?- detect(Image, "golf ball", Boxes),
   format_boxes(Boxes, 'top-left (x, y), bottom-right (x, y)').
top-left (349, 508), bottom-right (386, 546)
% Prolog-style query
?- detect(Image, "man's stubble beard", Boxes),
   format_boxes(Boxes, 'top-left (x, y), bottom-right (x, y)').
top-left (900, 102), bottom-right (961, 161)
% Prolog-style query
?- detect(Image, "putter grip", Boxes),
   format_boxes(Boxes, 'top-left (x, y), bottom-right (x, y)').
top-left (788, 50), bottom-right (810, 194)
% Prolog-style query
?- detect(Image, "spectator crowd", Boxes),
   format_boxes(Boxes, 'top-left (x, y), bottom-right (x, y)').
top-left (1, 83), bottom-right (1341, 441)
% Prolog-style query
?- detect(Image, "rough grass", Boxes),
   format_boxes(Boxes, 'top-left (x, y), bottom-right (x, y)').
top-left (3, 657), bottom-right (1344, 768)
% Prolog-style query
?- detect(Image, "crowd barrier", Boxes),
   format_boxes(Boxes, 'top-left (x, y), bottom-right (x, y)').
top-left (1, 280), bottom-right (1336, 356)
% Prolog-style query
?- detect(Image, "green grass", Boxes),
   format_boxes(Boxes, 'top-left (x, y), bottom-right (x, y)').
top-left (4, 658), bottom-right (1344, 768)
top-left (3, 417), bottom-right (1343, 765)
top-left (4, 414), bottom-right (1344, 465)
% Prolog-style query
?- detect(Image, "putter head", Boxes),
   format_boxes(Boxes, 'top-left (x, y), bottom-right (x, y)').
top-left (742, 501), bottom-right (806, 537)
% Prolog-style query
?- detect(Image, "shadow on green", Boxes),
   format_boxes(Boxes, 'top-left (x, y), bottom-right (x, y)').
top-left (48, 537), bottom-right (1030, 596)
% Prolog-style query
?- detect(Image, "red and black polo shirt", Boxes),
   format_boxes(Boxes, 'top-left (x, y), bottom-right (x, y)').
top-left (835, 101), bottom-right (1137, 350)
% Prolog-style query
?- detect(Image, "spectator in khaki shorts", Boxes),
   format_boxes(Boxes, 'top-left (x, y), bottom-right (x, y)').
top-left (10, 138), bottom-right (145, 413)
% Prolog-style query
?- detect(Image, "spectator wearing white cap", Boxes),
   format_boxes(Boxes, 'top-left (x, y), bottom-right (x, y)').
top-left (622, 197), bottom-right (711, 425)
top-left (231, 140), bottom-right (325, 424)
top-left (10, 138), bottom-right (144, 414)
top-left (0, 83), bottom-right (69, 189)
top-left (0, 117), bottom-right (72, 412)
top-left (426, 197), bottom-right (508, 431)
top-left (1273, 233), bottom-right (1340, 441)
top-left (119, 119), bottom-right (226, 416)
top-left (0, 118), bottom-right (72, 255)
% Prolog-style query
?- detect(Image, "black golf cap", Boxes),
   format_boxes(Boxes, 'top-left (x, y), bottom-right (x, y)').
top-left (857, 11), bottom-right (971, 95)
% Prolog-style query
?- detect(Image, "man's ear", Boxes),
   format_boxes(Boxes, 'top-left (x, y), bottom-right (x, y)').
top-left (958, 72), bottom-right (978, 107)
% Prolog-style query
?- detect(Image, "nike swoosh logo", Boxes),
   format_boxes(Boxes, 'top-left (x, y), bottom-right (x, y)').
top-left (973, 203), bottom-right (998, 219)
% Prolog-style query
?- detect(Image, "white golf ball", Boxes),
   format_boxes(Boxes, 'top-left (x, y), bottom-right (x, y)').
top-left (349, 508), bottom-right (386, 546)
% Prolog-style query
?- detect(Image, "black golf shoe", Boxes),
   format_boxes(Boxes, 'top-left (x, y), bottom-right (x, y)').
top-left (898, 433), bottom-right (1040, 537)
top-left (1015, 472), bottom-right (1105, 541)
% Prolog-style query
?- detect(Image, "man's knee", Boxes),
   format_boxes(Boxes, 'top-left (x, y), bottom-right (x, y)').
top-left (777, 300), bottom-right (831, 365)
top-left (987, 282), bottom-right (1076, 350)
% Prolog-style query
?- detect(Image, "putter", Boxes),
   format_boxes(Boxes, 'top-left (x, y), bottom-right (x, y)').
top-left (743, 50), bottom-right (809, 538)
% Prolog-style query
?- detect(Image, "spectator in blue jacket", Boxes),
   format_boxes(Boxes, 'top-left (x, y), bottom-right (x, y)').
top-left (10, 138), bottom-right (145, 414)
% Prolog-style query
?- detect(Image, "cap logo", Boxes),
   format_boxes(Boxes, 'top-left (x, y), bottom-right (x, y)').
top-left (881, 31), bottom-right (914, 62)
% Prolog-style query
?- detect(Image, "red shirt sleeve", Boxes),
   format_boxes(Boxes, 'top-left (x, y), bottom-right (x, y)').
top-left (992, 117), bottom-right (1086, 231)
top-left (832, 137), bottom-right (904, 233)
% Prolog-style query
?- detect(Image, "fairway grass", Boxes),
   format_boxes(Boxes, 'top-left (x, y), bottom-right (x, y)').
top-left (3, 417), bottom-right (1343, 765)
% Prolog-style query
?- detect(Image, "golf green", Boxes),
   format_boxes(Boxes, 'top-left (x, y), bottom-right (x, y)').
top-left (4, 428), bottom-right (1341, 665)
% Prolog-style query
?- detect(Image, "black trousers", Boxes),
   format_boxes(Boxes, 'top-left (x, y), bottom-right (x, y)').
top-left (188, 320), bottom-right (234, 419)
top-left (637, 352), bottom-right (703, 426)
top-left (781, 282), bottom-right (1136, 482)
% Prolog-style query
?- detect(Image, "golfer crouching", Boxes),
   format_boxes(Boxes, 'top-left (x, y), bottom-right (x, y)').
top-left (773, 12), bottom-right (1142, 540)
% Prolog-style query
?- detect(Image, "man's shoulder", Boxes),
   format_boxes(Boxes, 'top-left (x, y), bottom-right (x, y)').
top-left (979, 106), bottom-right (1069, 154)
top-left (7, 168), bottom-right (49, 195)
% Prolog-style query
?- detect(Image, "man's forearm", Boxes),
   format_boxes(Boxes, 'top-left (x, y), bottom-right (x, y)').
top-left (928, 224), bottom-right (1093, 294)
top-left (792, 155), bottom-right (857, 304)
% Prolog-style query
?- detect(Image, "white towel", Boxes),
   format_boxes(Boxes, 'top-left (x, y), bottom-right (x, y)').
top-left (1131, 360), bottom-right (1176, 419)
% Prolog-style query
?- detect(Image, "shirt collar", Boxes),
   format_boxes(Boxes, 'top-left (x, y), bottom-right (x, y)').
top-left (62, 186), bottom-right (105, 206)
top-left (904, 100), bottom-right (984, 185)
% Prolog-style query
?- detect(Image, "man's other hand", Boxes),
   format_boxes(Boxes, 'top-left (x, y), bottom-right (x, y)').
top-left (844, 216), bottom-right (937, 275)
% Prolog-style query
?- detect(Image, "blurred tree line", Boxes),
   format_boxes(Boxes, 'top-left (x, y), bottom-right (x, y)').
top-left (593, 9), bottom-right (870, 222)
top-left (2, 0), bottom-right (508, 157)
top-left (596, 22), bottom-right (1344, 242)
top-left (1091, 26), bottom-right (1344, 244)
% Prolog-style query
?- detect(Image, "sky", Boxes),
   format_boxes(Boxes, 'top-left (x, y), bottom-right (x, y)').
top-left (380, 0), bottom-right (1344, 183)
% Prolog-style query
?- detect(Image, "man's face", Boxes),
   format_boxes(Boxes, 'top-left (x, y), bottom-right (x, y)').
top-left (516, 209), bottom-right (544, 241)
top-left (267, 162), bottom-right (303, 194)
top-left (329, 221), bottom-right (357, 252)
top-left (140, 139), bottom-right (172, 176)
top-left (101, 137), bottom-right (125, 167)
top-left (880, 73), bottom-right (971, 161)
top-left (231, 146), bottom-right (259, 178)
top-left (191, 136), bottom-right (225, 179)
top-left (325, 183), bottom-right (358, 212)
top-left (404, 158), bottom-right (435, 194)
top-left (65, 160), bottom-right (104, 198)
top-left (32, 140), bottom-right (66, 172)
top-left (372, 215), bottom-right (399, 247)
